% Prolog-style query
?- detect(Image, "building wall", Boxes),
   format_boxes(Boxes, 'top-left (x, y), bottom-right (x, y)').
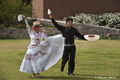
top-left (33, 0), bottom-right (120, 20)
top-left (32, 0), bottom-right (44, 18)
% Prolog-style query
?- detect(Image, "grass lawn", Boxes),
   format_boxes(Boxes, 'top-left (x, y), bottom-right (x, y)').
top-left (0, 39), bottom-right (120, 80)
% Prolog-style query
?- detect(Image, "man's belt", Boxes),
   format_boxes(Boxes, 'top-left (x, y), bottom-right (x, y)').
top-left (64, 43), bottom-right (75, 46)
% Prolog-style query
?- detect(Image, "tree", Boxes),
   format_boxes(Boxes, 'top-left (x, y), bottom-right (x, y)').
top-left (0, 0), bottom-right (32, 27)
top-left (22, 0), bottom-right (31, 5)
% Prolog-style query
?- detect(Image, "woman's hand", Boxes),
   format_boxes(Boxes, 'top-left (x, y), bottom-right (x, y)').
top-left (22, 14), bottom-right (26, 19)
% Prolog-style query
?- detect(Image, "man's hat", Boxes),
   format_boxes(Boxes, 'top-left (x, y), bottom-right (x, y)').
top-left (84, 34), bottom-right (100, 41)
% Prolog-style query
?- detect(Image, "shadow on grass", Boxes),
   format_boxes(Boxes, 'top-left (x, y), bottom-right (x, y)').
top-left (28, 75), bottom-right (93, 80)
top-left (0, 78), bottom-right (6, 80)
top-left (28, 74), bottom-right (120, 80)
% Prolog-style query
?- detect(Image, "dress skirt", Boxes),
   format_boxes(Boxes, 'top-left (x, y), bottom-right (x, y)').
top-left (19, 34), bottom-right (64, 73)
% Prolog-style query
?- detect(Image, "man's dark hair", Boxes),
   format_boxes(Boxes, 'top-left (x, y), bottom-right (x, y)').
top-left (66, 17), bottom-right (73, 22)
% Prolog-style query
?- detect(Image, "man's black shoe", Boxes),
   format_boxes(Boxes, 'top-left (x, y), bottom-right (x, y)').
top-left (68, 72), bottom-right (74, 76)
top-left (60, 65), bottom-right (65, 72)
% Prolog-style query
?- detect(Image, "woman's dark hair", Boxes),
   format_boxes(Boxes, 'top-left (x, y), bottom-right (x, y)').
top-left (66, 17), bottom-right (73, 22)
top-left (34, 24), bottom-right (43, 27)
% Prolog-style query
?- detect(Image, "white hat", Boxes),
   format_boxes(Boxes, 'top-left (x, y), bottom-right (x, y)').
top-left (33, 21), bottom-right (43, 26)
top-left (84, 34), bottom-right (100, 41)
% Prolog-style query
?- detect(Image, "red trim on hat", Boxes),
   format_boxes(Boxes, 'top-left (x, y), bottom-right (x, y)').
top-left (32, 26), bottom-right (36, 30)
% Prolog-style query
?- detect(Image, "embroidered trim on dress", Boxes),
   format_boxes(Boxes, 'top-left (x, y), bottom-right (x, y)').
top-left (25, 52), bottom-right (46, 61)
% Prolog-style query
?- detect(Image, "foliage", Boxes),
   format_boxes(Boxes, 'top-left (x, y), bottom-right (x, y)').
top-left (0, 0), bottom-right (32, 28)
top-left (64, 13), bottom-right (120, 29)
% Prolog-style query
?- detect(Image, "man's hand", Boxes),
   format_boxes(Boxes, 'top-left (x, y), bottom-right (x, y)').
top-left (48, 9), bottom-right (53, 19)
top-left (107, 34), bottom-right (109, 37)
top-left (48, 14), bottom-right (53, 19)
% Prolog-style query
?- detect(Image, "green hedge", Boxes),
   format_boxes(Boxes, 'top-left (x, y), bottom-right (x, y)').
top-left (0, 0), bottom-right (32, 28)
top-left (64, 13), bottom-right (120, 29)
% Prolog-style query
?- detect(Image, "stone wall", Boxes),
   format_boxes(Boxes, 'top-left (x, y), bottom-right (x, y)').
top-left (39, 19), bottom-right (120, 37)
top-left (0, 28), bottom-right (30, 39)
top-left (0, 19), bottom-right (120, 39)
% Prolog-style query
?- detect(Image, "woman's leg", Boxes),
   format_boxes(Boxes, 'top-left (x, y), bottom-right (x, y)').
top-left (37, 73), bottom-right (41, 77)
top-left (33, 73), bottom-right (36, 78)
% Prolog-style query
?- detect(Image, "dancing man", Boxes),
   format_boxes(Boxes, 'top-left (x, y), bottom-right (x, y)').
top-left (48, 13), bottom-right (86, 76)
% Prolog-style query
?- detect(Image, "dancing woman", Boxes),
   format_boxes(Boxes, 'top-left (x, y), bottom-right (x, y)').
top-left (19, 15), bottom-right (64, 78)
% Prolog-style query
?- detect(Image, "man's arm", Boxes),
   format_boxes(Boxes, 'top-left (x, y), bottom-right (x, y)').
top-left (48, 14), bottom-right (64, 32)
top-left (75, 29), bottom-right (86, 40)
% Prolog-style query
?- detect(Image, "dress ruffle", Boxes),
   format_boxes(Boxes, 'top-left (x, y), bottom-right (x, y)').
top-left (19, 34), bottom-right (64, 73)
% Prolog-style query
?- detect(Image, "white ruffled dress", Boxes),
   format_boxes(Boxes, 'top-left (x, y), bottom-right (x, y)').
top-left (19, 19), bottom-right (64, 73)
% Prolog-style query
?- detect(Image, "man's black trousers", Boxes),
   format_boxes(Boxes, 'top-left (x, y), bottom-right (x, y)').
top-left (61, 45), bottom-right (76, 73)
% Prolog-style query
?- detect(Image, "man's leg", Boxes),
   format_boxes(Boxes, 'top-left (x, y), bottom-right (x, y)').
top-left (68, 45), bottom-right (76, 75)
top-left (61, 47), bottom-right (69, 72)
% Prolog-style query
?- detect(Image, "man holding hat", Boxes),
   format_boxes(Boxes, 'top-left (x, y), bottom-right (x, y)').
top-left (48, 13), bottom-right (86, 76)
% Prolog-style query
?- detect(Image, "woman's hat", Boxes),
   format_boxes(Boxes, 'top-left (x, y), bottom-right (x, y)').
top-left (33, 21), bottom-right (43, 27)
top-left (84, 34), bottom-right (100, 41)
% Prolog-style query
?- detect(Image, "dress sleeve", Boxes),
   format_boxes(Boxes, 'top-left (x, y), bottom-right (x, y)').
top-left (24, 19), bottom-right (32, 35)
top-left (40, 33), bottom-right (48, 46)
